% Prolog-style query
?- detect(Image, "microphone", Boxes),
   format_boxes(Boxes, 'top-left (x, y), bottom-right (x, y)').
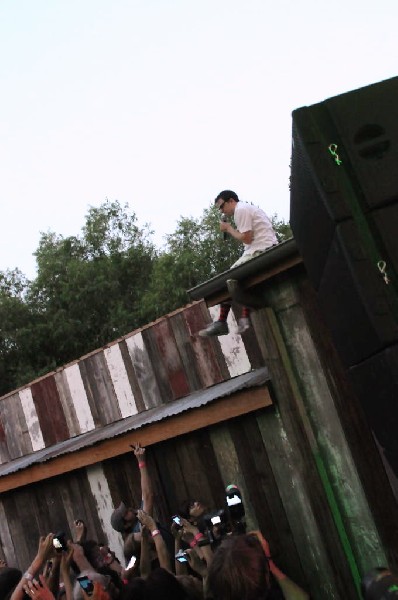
top-left (221, 214), bottom-right (227, 241)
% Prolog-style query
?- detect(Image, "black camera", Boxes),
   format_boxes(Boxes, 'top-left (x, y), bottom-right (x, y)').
top-left (225, 484), bottom-right (246, 534)
top-left (361, 568), bottom-right (398, 599)
top-left (53, 531), bottom-right (68, 553)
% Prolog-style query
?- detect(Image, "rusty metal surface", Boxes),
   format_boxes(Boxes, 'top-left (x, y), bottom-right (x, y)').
top-left (0, 367), bottom-right (269, 477)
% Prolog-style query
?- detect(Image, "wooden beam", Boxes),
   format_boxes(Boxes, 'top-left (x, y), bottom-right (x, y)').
top-left (207, 256), bottom-right (302, 307)
top-left (0, 386), bottom-right (272, 493)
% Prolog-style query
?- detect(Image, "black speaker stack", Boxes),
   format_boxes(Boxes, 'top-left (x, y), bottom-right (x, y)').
top-left (290, 76), bottom-right (398, 475)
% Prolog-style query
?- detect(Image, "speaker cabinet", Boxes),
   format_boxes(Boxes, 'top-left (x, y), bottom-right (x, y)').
top-left (349, 345), bottom-right (398, 473)
top-left (290, 77), bottom-right (398, 475)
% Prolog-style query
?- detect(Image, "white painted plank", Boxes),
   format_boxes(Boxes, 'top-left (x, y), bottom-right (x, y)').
top-left (209, 306), bottom-right (252, 377)
top-left (64, 363), bottom-right (95, 433)
top-left (18, 388), bottom-right (45, 451)
top-left (86, 464), bottom-right (126, 565)
top-left (104, 344), bottom-right (138, 418)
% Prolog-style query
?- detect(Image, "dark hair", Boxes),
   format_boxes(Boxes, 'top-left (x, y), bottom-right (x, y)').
top-left (0, 568), bottom-right (22, 600)
top-left (214, 190), bottom-right (239, 204)
top-left (207, 534), bottom-right (270, 600)
top-left (120, 569), bottom-right (187, 600)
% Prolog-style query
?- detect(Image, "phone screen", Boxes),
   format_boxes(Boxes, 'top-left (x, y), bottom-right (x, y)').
top-left (126, 555), bottom-right (136, 570)
top-left (77, 576), bottom-right (94, 596)
top-left (211, 515), bottom-right (221, 525)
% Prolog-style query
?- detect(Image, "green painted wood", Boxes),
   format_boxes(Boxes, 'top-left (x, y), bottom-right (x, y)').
top-left (252, 304), bottom-right (359, 600)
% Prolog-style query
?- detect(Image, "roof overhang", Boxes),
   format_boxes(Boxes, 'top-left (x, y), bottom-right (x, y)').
top-left (0, 368), bottom-right (271, 493)
top-left (187, 238), bottom-right (301, 306)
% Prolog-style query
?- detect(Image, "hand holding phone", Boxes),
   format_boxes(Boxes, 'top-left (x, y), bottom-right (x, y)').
top-left (77, 576), bottom-right (94, 597)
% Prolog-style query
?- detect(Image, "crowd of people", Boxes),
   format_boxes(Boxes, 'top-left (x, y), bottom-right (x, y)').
top-left (0, 444), bottom-right (310, 600)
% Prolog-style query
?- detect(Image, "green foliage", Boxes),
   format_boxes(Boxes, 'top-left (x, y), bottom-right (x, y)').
top-left (0, 199), bottom-right (292, 397)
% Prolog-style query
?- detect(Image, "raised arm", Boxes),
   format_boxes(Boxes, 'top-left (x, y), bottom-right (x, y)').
top-left (248, 530), bottom-right (310, 600)
top-left (11, 533), bottom-right (54, 600)
top-left (131, 443), bottom-right (154, 516)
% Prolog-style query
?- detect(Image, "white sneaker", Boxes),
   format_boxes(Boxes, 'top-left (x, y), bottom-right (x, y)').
top-left (236, 317), bottom-right (251, 334)
top-left (199, 321), bottom-right (229, 337)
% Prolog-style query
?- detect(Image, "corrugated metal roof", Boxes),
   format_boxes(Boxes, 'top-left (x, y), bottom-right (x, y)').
top-left (0, 367), bottom-right (270, 478)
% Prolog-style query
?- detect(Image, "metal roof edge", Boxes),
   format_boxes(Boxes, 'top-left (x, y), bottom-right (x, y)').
top-left (187, 238), bottom-right (299, 301)
top-left (0, 367), bottom-right (270, 479)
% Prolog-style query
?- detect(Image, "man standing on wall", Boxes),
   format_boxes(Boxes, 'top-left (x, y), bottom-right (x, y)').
top-left (199, 190), bottom-right (278, 337)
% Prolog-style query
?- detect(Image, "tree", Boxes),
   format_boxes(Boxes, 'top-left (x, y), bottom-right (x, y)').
top-left (25, 200), bottom-right (157, 380)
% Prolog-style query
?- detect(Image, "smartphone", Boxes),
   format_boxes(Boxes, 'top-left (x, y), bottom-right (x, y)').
top-left (126, 555), bottom-right (136, 570)
top-left (53, 532), bottom-right (67, 552)
top-left (172, 515), bottom-right (183, 529)
top-left (77, 576), bottom-right (94, 596)
top-left (211, 515), bottom-right (222, 525)
top-left (175, 550), bottom-right (188, 563)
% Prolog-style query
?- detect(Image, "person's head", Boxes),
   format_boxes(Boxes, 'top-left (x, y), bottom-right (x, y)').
top-left (146, 568), bottom-right (187, 600)
top-left (176, 575), bottom-right (203, 600)
top-left (178, 499), bottom-right (207, 521)
top-left (0, 567), bottom-right (22, 600)
top-left (110, 502), bottom-right (138, 533)
top-left (207, 534), bottom-right (271, 600)
top-left (215, 190), bottom-right (239, 217)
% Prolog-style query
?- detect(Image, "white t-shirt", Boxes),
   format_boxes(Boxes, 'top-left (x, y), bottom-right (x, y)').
top-left (234, 202), bottom-right (278, 257)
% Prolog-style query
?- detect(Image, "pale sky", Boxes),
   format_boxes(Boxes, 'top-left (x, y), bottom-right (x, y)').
top-left (1, 0), bottom-right (397, 279)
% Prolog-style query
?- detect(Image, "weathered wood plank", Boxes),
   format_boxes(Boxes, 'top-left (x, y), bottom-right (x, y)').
top-left (182, 303), bottom-right (228, 386)
top-left (31, 377), bottom-right (69, 446)
top-left (0, 497), bottom-right (17, 566)
top-left (86, 464), bottom-right (125, 563)
top-left (64, 363), bottom-right (95, 433)
top-left (125, 332), bottom-right (162, 409)
top-left (150, 320), bottom-right (190, 400)
top-left (54, 371), bottom-right (81, 437)
top-left (0, 393), bottom-right (32, 459)
top-left (228, 414), bottom-right (306, 587)
top-left (253, 305), bottom-right (358, 599)
top-left (19, 388), bottom-right (45, 451)
top-left (208, 305), bottom-right (252, 377)
top-left (104, 344), bottom-right (138, 418)
top-left (168, 312), bottom-right (204, 392)
top-left (118, 340), bottom-right (146, 414)
top-left (278, 298), bottom-right (388, 574)
top-left (79, 353), bottom-right (122, 427)
top-left (0, 416), bottom-right (10, 464)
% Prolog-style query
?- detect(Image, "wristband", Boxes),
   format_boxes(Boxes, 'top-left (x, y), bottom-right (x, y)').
top-left (23, 572), bottom-right (34, 581)
top-left (194, 532), bottom-right (204, 541)
top-left (151, 529), bottom-right (160, 538)
top-left (138, 462), bottom-right (146, 469)
top-left (189, 539), bottom-right (197, 548)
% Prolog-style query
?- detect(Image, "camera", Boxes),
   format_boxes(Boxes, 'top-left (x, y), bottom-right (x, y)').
top-left (53, 531), bottom-right (68, 552)
top-left (175, 549), bottom-right (188, 563)
top-left (361, 567), bottom-right (398, 599)
top-left (225, 484), bottom-right (246, 534)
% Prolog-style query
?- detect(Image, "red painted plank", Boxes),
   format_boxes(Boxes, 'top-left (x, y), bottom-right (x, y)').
top-left (152, 319), bottom-right (190, 399)
top-left (182, 303), bottom-right (226, 387)
top-left (31, 377), bottom-right (69, 446)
